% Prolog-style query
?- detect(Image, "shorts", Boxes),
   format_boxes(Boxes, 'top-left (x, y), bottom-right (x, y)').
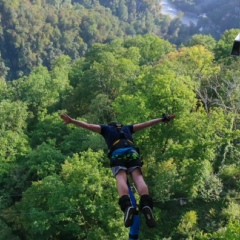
top-left (110, 147), bottom-right (142, 176)
top-left (111, 165), bottom-right (142, 177)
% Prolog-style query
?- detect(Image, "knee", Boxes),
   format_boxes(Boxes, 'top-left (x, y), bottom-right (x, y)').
top-left (116, 170), bottom-right (127, 182)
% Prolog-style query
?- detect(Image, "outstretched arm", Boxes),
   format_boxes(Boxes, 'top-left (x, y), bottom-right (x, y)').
top-left (60, 114), bottom-right (101, 133)
top-left (133, 114), bottom-right (175, 132)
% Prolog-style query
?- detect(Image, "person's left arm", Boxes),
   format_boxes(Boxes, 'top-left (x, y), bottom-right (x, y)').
top-left (133, 114), bottom-right (175, 132)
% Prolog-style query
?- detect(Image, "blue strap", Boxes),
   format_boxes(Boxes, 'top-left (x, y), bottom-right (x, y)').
top-left (128, 182), bottom-right (137, 208)
top-left (129, 215), bottom-right (140, 240)
top-left (128, 181), bottom-right (140, 240)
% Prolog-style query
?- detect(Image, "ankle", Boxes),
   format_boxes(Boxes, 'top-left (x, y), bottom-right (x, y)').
top-left (139, 194), bottom-right (153, 210)
top-left (119, 195), bottom-right (132, 212)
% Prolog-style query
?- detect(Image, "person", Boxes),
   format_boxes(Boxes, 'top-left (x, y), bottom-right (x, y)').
top-left (60, 113), bottom-right (175, 228)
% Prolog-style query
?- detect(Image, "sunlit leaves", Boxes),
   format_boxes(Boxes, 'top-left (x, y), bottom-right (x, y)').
top-left (177, 210), bottom-right (198, 238)
top-left (167, 45), bottom-right (220, 83)
top-left (124, 34), bottom-right (175, 65)
top-left (222, 202), bottom-right (240, 221)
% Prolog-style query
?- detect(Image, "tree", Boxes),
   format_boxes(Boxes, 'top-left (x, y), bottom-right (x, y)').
top-left (0, 99), bottom-right (30, 221)
top-left (177, 210), bottom-right (198, 239)
top-left (0, 100), bottom-right (29, 165)
top-left (124, 34), bottom-right (175, 65)
top-left (8, 150), bottom-right (127, 240)
top-left (23, 142), bottom-right (66, 181)
top-left (118, 0), bottom-right (128, 21)
top-left (66, 40), bottom-right (140, 118)
top-left (0, 219), bottom-right (20, 240)
top-left (0, 78), bottom-right (10, 102)
top-left (185, 34), bottom-right (217, 52)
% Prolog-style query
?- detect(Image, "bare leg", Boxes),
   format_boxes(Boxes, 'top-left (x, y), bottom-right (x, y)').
top-left (131, 168), bottom-right (156, 228)
top-left (116, 170), bottom-right (135, 228)
top-left (131, 168), bottom-right (149, 196)
top-left (115, 169), bottom-right (129, 196)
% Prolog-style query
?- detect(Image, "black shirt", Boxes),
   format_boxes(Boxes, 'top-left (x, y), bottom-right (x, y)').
top-left (100, 124), bottom-right (134, 150)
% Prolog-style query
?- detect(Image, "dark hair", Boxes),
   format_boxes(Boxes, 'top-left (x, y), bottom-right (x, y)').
top-left (108, 121), bottom-right (118, 125)
top-left (108, 121), bottom-right (122, 127)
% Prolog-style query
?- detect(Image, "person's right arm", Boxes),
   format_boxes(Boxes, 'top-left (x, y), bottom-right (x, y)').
top-left (60, 114), bottom-right (101, 133)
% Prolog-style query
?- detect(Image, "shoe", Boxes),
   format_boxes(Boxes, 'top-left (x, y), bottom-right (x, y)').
top-left (142, 206), bottom-right (156, 228)
top-left (124, 206), bottom-right (136, 227)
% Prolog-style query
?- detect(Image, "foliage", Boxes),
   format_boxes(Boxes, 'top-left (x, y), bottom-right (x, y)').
top-left (177, 210), bottom-right (198, 239)
top-left (0, 30), bottom-right (240, 239)
top-left (0, 0), bottom-right (179, 80)
top-left (1, 0), bottom-right (237, 81)
top-left (5, 150), bottom-right (126, 240)
top-left (184, 34), bottom-right (217, 52)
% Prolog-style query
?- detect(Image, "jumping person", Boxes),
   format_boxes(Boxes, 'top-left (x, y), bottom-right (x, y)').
top-left (60, 113), bottom-right (175, 228)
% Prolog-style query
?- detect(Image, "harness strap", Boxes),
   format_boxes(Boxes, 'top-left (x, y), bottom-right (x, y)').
top-left (112, 139), bottom-right (134, 147)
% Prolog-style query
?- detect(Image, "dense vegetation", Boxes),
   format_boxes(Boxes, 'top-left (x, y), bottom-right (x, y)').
top-left (0, 0), bottom-right (240, 239)
top-left (1, 0), bottom-right (238, 81)
top-left (0, 0), bottom-right (169, 80)
top-left (1, 30), bottom-right (240, 239)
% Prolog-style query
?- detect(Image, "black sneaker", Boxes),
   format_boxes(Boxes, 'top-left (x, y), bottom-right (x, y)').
top-left (142, 206), bottom-right (156, 228)
top-left (124, 206), bottom-right (136, 227)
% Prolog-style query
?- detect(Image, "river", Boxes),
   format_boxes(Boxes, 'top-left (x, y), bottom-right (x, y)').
top-left (161, 0), bottom-right (199, 26)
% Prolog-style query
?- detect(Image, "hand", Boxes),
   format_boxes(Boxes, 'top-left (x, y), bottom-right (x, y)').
top-left (60, 114), bottom-right (73, 124)
top-left (162, 114), bottom-right (175, 123)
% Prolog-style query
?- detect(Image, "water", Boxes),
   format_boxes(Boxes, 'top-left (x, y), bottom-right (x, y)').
top-left (161, 0), bottom-right (199, 26)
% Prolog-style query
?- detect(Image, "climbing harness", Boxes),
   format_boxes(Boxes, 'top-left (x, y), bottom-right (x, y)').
top-left (107, 123), bottom-right (138, 158)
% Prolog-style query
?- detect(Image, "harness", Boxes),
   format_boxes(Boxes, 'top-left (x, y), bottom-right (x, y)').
top-left (107, 123), bottom-right (136, 158)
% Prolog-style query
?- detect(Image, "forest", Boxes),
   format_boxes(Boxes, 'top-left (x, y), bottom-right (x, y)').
top-left (0, 0), bottom-right (240, 240)
top-left (0, 0), bottom-right (239, 81)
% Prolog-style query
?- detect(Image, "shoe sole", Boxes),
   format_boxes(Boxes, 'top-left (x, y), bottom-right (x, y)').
top-left (124, 207), bottom-right (136, 227)
top-left (142, 206), bottom-right (156, 228)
